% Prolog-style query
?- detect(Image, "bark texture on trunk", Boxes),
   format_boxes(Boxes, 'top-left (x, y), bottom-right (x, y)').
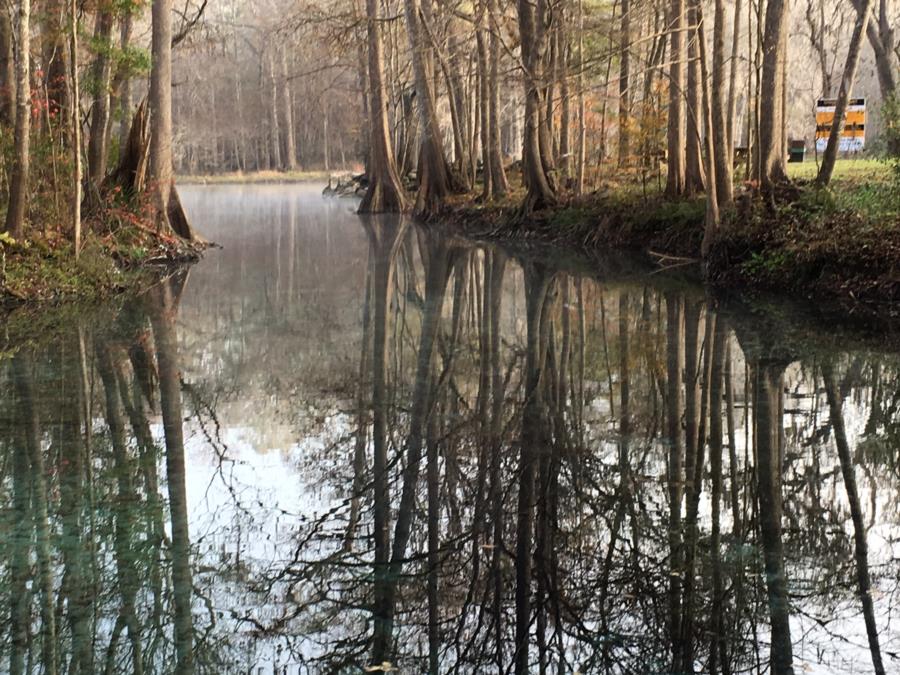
top-left (517, 0), bottom-right (557, 212)
top-left (88, 8), bottom-right (116, 184)
top-left (403, 0), bottom-right (455, 215)
top-left (4, 0), bottom-right (30, 238)
top-left (665, 0), bottom-right (686, 195)
top-left (712, 0), bottom-right (734, 206)
top-left (0, 10), bottom-right (15, 124)
top-left (757, 0), bottom-right (790, 193)
top-left (359, 0), bottom-right (407, 213)
top-left (685, 13), bottom-right (707, 195)
top-left (149, 0), bottom-right (196, 240)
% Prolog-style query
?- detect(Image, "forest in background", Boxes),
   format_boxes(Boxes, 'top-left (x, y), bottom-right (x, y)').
top-left (173, 0), bottom-right (899, 183)
top-left (0, 0), bottom-right (898, 302)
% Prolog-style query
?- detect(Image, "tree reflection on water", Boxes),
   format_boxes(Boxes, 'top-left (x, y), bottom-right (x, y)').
top-left (2, 188), bottom-right (899, 674)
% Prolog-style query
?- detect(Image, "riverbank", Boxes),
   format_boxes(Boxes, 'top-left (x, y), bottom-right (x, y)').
top-left (440, 159), bottom-right (900, 319)
top-left (0, 223), bottom-right (203, 312)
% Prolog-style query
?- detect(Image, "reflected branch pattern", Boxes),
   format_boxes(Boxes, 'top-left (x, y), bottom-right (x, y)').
top-left (2, 191), bottom-right (900, 674)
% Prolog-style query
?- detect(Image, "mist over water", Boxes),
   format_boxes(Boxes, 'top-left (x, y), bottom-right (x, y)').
top-left (1, 184), bottom-right (898, 674)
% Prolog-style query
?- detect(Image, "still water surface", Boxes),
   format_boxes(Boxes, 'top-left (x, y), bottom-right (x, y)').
top-left (2, 184), bottom-right (899, 674)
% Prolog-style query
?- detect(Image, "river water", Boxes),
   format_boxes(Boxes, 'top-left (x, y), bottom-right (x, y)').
top-left (1, 183), bottom-right (898, 674)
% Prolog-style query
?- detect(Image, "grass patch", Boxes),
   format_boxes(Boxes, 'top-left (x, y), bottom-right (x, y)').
top-left (785, 157), bottom-right (889, 182)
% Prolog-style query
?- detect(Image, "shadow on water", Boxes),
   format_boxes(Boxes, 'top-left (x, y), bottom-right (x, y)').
top-left (1, 184), bottom-right (899, 673)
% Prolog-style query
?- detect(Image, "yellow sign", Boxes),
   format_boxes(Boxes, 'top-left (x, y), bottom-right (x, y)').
top-left (816, 98), bottom-right (866, 152)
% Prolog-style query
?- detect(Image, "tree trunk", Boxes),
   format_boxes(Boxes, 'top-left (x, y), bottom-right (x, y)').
top-left (816, 0), bottom-right (873, 186)
top-left (113, 13), bottom-right (135, 156)
top-left (576, 0), bottom-right (586, 194)
top-left (0, 10), bottom-right (15, 124)
top-left (712, 0), bottom-right (734, 206)
top-left (150, 0), bottom-right (195, 240)
top-left (685, 12), bottom-right (707, 194)
top-left (477, 12), bottom-right (494, 200)
top-left (849, 0), bottom-right (897, 100)
top-left (757, 0), bottom-right (789, 193)
top-left (403, 0), bottom-right (455, 215)
top-left (517, 0), bottom-right (557, 212)
top-left (267, 52), bottom-right (282, 170)
top-left (665, 0), bottom-right (686, 195)
top-left (88, 8), bottom-right (115, 184)
top-left (697, 0), bottom-right (721, 253)
top-left (4, 0), bottom-right (30, 238)
top-left (359, 0), bottom-right (407, 213)
top-left (70, 0), bottom-right (82, 256)
top-left (618, 0), bottom-right (631, 167)
top-left (280, 48), bottom-right (298, 171)
top-left (488, 0), bottom-right (509, 194)
top-left (43, 0), bottom-right (69, 121)
top-left (559, 10), bottom-right (571, 181)
top-left (727, 0), bottom-right (743, 151)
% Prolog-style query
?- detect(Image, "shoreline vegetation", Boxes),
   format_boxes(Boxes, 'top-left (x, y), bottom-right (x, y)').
top-left (414, 157), bottom-right (898, 318)
top-left (3, 158), bottom-right (897, 321)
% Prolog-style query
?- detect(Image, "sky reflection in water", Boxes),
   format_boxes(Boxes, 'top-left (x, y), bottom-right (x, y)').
top-left (1, 184), bottom-right (898, 674)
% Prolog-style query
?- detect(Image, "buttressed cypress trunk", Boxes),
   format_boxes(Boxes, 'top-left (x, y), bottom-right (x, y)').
top-left (358, 0), bottom-right (407, 213)
top-left (149, 0), bottom-right (196, 241)
top-left (517, 0), bottom-right (557, 213)
top-left (403, 0), bottom-right (455, 215)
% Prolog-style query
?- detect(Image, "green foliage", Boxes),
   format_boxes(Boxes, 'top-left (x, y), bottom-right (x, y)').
top-left (83, 41), bottom-right (150, 98)
top-left (742, 249), bottom-right (792, 276)
top-left (791, 185), bottom-right (837, 215)
top-left (115, 45), bottom-right (151, 78)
